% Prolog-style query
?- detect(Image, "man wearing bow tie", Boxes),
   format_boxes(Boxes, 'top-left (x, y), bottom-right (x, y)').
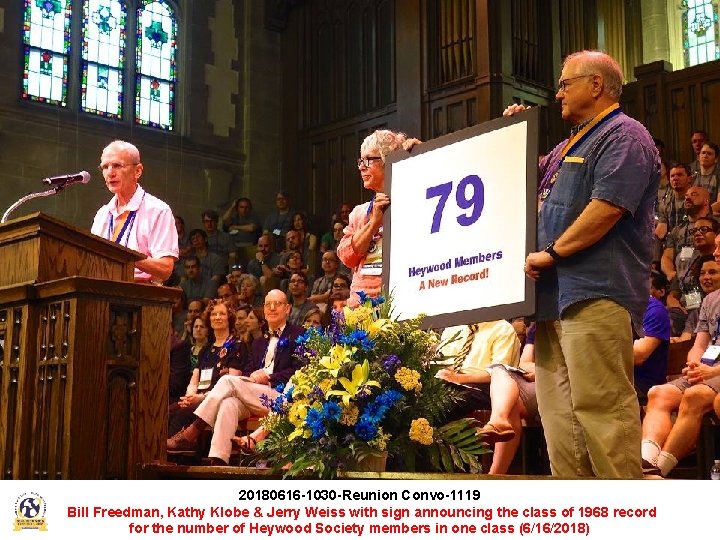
top-left (167, 289), bottom-right (303, 464)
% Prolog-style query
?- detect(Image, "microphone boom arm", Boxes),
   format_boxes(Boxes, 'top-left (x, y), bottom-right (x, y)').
top-left (1, 185), bottom-right (66, 224)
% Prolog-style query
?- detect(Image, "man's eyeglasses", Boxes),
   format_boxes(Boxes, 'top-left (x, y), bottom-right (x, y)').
top-left (264, 300), bottom-right (287, 309)
top-left (98, 162), bottom-right (137, 172)
top-left (690, 226), bottom-right (714, 235)
top-left (357, 156), bottom-right (383, 168)
top-left (556, 74), bottom-right (595, 93)
top-left (332, 283), bottom-right (349, 289)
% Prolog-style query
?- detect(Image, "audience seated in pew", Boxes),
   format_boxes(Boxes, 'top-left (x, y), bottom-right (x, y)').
top-left (167, 300), bottom-right (247, 437)
top-left (436, 320), bottom-right (520, 420)
top-left (234, 305), bottom-right (266, 347)
top-left (633, 271), bottom-right (671, 406)
top-left (167, 290), bottom-right (303, 466)
top-left (671, 254), bottom-right (720, 343)
top-left (188, 314), bottom-right (210, 370)
top-left (640, 235), bottom-right (720, 476)
top-left (476, 323), bottom-right (539, 475)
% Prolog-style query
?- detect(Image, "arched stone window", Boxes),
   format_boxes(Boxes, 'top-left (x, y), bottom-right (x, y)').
top-left (22, 0), bottom-right (178, 130)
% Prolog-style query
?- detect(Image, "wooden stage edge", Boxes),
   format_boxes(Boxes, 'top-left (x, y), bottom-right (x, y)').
top-left (139, 463), bottom-right (661, 480)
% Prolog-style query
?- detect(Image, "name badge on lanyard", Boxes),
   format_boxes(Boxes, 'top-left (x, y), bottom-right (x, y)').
top-left (198, 368), bottom-right (213, 390)
top-left (679, 246), bottom-right (694, 260)
top-left (703, 320), bottom-right (720, 366)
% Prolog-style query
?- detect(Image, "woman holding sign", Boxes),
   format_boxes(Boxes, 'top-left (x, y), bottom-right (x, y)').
top-left (338, 130), bottom-right (420, 306)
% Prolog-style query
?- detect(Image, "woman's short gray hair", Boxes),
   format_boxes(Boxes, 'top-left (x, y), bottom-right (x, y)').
top-left (360, 129), bottom-right (408, 163)
top-left (240, 274), bottom-right (259, 290)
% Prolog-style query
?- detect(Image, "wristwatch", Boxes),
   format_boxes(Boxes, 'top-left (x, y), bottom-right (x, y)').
top-left (544, 241), bottom-right (563, 262)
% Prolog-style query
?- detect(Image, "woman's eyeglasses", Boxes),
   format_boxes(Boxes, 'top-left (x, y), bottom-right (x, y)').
top-left (357, 156), bottom-right (382, 168)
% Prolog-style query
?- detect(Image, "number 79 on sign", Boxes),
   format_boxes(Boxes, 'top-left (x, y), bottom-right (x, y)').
top-left (425, 174), bottom-right (485, 234)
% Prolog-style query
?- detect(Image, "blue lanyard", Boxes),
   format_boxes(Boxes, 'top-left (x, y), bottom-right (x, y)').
top-left (107, 192), bottom-right (145, 246)
top-left (108, 211), bottom-right (137, 247)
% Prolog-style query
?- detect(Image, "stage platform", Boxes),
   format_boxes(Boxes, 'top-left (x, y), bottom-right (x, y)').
top-left (140, 462), bottom-right (585, 480)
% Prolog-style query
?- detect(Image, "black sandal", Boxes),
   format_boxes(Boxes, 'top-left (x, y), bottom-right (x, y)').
top-left (234, 435), bottom-right (257, 455)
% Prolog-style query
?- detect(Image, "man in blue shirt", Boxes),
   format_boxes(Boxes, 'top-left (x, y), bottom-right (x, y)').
top-left (634, 271), bottom-right (671, 404)
top-left (516, 50), bottom-right (660, 478)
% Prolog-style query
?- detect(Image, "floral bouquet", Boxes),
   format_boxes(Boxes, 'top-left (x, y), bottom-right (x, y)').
top-left (258, 292), bottom-right (489, 478)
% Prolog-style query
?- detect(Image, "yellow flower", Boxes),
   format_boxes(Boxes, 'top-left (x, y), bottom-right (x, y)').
top-left (395, 367), bottom-right (421, 391)
top-left (319, 378), bottom-right (335, 395)
top-left (320, 345), bottom-right (355, 376)
top-left (327, 359), bottom-right (380, 406)
top-left (367, 318), bottom-right (391, 338)
top-left (339, 403), bottom-right (359, 426)
top-left (369, 427), bottom-right (390, 451)
top-left (288, 371), bottom-right (313, 397)
top-left (288, 401), bottom-right (309, 428)
top-left (409, 418), bottom-right (434, 445)
top-left (344, 305), bottom-right (373, 329)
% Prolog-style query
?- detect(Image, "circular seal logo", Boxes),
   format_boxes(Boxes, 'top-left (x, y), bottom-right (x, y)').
top-left (14, 493), bottom-right (47, 531)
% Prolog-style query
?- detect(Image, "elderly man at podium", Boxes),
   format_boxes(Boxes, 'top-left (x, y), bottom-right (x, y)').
top-left (91, 140), bottom-right (178, 283)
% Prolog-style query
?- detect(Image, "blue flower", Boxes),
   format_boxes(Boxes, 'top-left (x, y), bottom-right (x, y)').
top-left (297, 327), bottom-right (320, 345)
top-left (259, 393), bottom-right (272, 409)
top-left (278, 337), bottom-right (289, 350)
top-left (382, 354), bottom-right (401, 373)
top-left (354, 417), bottom-right (378, 441)
top-left (261, 392), bottom-right (287, 413)
top-left (376, 389), bottom-right (403, 408)
top-left (360, 390), bottom-right (402, 424)
top-left (371, 295), bottom-right (385, 307)
top-left (272, 395), bottom-right (286, 413)
top-left (322, 401), bottom-right (342, 422)
top-left (340, 329), bottom-right (375, 351)
top-left (357, 291), bottom-right (369, 304)
top-left (304, 408), bottom-right (326, 439)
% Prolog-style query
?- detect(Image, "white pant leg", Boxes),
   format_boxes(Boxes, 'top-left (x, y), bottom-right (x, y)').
top-left (235, 380), bottom-right (280, 417)
top-left (202, 377), bottom-right (279, 462)
top-left (194, 375), bottom-right (242, 427)
top-left (209, 397), bottom-right (248, 463)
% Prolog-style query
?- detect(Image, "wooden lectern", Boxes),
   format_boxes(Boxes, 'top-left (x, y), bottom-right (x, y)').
top-left (0, 213), bottom-right (179, 479)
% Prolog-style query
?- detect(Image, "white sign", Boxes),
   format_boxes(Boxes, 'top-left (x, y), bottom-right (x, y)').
top-left (384, 110), bottom-right (537, 327)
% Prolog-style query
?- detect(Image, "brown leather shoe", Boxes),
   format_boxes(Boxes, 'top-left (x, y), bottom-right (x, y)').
top-left (167, 428), bottom-right (198, 452)
top-left (476, 423), bottom-right (515, 444)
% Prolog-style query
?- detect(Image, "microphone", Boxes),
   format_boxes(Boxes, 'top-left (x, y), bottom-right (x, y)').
top-left (42, 171), bottom-right (91, 187)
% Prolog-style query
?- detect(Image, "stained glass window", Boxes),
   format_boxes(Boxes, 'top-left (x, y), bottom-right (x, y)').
top-left (682, 0), bottom-right (720, 67)
top-left (135, 0), bottom-right (177, 130)
top-left (22, 0), bottom-right (72, 105)
top-left (81, 1), bottom-right (127, 118)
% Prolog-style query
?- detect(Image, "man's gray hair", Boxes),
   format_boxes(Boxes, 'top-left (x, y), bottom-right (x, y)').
top-left (563, 50), bottom-right (624, 100)
top-left (103, 140), bottom-right (141, 162)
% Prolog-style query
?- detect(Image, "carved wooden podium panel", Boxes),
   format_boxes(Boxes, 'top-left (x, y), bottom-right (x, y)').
top-left (0, 214), bottom-right (178, 479)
